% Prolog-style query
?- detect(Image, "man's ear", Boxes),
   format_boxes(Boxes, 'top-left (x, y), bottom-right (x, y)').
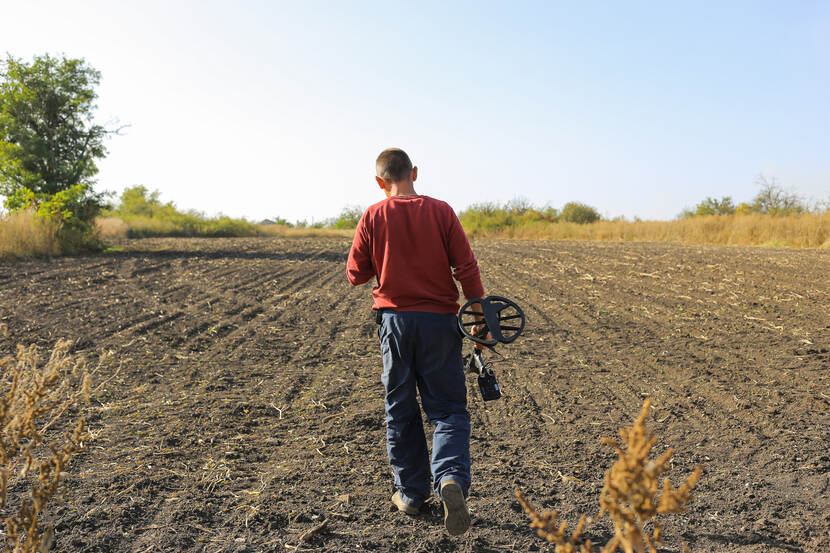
top-left (411, 166), bottom-right (418, 182)
top-left (375, 176), bottom-right (385, 189)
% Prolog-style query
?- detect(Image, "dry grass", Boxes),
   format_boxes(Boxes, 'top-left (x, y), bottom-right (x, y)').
top-left (92, 220), bottom-right (354, 241)
top-left (0, 339), bottom-right (112, 552)
top-left (477, 212), bottom-right (830, 249)
top-left (517, 399), bottom-right (702, 553)
top-left (95, 217), bottom-right (129, 241)
top-left (256, 224), bottom-right (355, 238)
top-left (0, 210), bottom-right (60, 261)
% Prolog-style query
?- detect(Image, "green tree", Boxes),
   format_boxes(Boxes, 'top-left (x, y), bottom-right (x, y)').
top-left (332, 206), bottom-right (365, 229)
top-left (506, 196), bottom-right (532, 215)
top-left (541, 205), bottom-right (559, 221)
top-left (560, 201), bottom-right (601, 224)
top-left (751, 174), bottom-right (804, 216)
top-left (116, 185), bottom-right (164, 217)
top-left (1, 54), bottom-right (116, 250)
top-left (681, 196), bottom-right (736, 218)
top-left (0, 54), bottom-right (114, 199)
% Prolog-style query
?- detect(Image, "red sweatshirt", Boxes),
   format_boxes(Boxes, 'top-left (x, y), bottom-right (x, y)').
top-left (346, 195), bottom-right (484, 314)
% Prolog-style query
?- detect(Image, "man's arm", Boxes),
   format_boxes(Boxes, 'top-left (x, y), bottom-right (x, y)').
top-left (346, 211), bottom-right (374, 285)
top-left (446, 211), bottom-right (484, 300)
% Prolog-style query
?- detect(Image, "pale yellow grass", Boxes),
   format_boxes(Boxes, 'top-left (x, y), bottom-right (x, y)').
top-left (488, 212), bottom-right (830, 249)
top-left (257, 224), bottom-right (355, 238)
top-left (0, 210), bottom-right (60, 260)
top-left (95, 217), bottom-right (130, 240)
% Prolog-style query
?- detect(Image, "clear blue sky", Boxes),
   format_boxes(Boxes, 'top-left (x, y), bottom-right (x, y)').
top-left (3, 1), bottom-right (828, 222)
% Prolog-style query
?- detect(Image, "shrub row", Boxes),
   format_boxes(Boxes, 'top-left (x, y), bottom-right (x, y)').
top-left (103, 186), bottom-right (259, 238)
top-left (458, 200), bottom-right (601, 237)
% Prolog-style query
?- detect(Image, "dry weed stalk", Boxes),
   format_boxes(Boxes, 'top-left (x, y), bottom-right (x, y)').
top-left (515, 491), bottom-right (593, 553)
top-left (599, 399), bottom-right (702, 553)
top-left (518, 399), bottom-right (702, 553)
top-left (0, 340), bottom-right (109, 553)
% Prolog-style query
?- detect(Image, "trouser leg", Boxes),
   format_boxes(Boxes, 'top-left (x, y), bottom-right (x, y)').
top-left (379, 312), bottom-right (431, 507)
top-left (413, 312), bottom-right (471, 498)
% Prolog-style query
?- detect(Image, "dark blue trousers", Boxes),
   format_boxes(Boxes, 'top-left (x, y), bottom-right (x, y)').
top-left (378, 310), bottom-right (471, 509)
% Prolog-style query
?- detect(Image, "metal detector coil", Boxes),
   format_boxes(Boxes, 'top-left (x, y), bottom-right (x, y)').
top-left (457, 295), bottom-right (526, 347)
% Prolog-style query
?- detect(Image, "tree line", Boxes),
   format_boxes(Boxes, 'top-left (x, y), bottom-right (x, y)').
top-left (681, 175), bottom-right (828, 218)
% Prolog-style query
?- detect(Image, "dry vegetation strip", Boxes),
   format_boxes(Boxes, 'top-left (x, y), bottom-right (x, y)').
top-left (255, 212), bottom-right (830, 248)
top-left (228, 211), bottom-right (830, 248)
top-left (94, 218), bottom-right (355, 242)
top-left (3, 211), bottom-right (830, 262)
top-left (474, 212), bottom-right (830, 249)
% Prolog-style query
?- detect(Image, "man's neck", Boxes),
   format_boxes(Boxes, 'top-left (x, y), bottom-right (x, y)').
top-left (387, 182), bottom-right (418, 197)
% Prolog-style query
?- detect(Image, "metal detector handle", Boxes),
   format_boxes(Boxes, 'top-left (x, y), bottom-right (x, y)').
top-left (473, 326), bottom-right (489, 351)
top-left (468, 348), bottom-right (485, 373)
top-left (464, 347), bottom-right (502, 400)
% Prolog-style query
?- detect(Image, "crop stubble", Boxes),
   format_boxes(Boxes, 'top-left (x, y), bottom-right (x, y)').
top-left (0, 237), bottom-right (827, 552)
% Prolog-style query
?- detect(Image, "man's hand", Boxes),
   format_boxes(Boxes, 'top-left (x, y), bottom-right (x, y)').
top-left (470, 300), bottom-right (492, 345)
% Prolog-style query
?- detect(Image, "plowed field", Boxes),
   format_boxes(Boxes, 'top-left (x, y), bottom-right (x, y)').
top-left (1, 237), bottom-right (828, 552)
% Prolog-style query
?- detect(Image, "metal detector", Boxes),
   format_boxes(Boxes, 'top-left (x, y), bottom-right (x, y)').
top-left (457, 296), bottom-right (526, 401)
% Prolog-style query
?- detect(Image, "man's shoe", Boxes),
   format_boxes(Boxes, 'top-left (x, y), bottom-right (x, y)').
top-left (440, 479), bottom-right (470, 536)
top-left (391, 490), bottom-right (419, 515)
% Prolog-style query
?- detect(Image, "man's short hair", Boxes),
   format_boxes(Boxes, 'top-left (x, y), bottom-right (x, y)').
top-left (376, 148), bottom-right (413, 183)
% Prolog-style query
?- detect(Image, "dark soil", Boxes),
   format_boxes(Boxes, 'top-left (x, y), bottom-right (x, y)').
top-left (1, 237), bottom-right (828, 552)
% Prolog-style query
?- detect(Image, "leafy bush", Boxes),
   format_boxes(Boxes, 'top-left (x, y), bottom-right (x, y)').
top-left (331, 206), bottom-right (365, 230)
top-left (560, 202), bottom-right (601, 224)
top-left (458, 202), bottom-right (516, 234)
top-left (117, 185), bottom-right (163, 217)
top-left (204, 216), bottom-right (261, 237)
top-left (681, 196), bottom-right (736, 218)
top-left (4, 184), bottom-right (103, 253)
top-left (458, 200), bottom-right (558, 235)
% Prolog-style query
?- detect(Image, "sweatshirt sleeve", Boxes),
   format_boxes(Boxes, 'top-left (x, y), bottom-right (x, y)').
top-left (446, 209), bottom-right (485, 300)
top-left (346, 210), bottom-right (374, 286)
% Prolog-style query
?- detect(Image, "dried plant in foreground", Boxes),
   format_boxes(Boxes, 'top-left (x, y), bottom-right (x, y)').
top-left (599, 398), bottom-right (702, 553)
top-left (515, 491), bottom-right (593, 553)
top-left (517, 399), bottom-right (702, 553)
top-left (0, 340), bottom-right (111, 553)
